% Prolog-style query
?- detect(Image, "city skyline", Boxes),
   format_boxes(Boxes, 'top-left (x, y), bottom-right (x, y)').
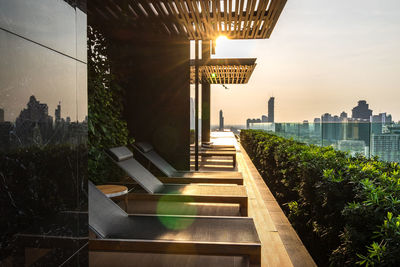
top-left (0, 95), bottom-right (87, 151)
top-left (209, 0), bottom-right (400, 125)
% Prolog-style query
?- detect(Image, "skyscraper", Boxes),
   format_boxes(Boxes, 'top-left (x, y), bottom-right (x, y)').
top-left (15, 95), bottom-right (53, 146)
top-left (0, 108), bottom-right (4, 122)
top-left (352, 100), bottom-right (372, 121)
top-left (55, 102), bottom-right (61, 125)
top-left (268, 97), bottom-right (274, 122)
top-left (219, 110), bottom-right (224, 131)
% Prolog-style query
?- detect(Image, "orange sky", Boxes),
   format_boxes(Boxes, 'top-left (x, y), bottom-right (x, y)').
top-left (201, 0), bottom-right (400, 125)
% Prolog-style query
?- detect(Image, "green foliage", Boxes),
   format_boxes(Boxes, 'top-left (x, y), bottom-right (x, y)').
top-left (240, 130), bottom-right (400, 266)
top-left (88, 26), bottom-right (133, 184)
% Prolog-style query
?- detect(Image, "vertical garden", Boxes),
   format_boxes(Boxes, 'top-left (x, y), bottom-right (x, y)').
top-left (88, 26), bottom-right (133, 185)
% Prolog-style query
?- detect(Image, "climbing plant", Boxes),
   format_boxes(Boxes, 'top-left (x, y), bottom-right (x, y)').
top-left (88, 26), bottom-right (133, 184)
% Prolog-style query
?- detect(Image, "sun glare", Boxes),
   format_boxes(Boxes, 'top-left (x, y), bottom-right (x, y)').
top-left (216, 35), bottom-right (229, 47)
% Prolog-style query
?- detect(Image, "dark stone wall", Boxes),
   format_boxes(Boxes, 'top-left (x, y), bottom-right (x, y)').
top-left (109, 38), bottom-right (190, 170)
top-left (0, 0), bottom-right (87, 265)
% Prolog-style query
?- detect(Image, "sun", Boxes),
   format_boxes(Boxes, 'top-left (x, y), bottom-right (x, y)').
top-left (215, 35), bottom-right (229, 47)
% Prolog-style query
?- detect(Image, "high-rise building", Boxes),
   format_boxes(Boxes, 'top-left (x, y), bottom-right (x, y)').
top-left (246, 118), bottom-right (262, 129)
top-left (352, 100), bottom-right (372, 121)
top-left (268, 97), bottom-right (274, 122)
top-left (261, 115), bottom-right (268, 122)
top-left (321, 113), bottom-right (333, 122)
top-left (372, 134), bottom-right (400, 163)
top-left (219, 110), bottom-right (224, 131)
top-left (371, 113), bottom-right (394, 136)
top-left (0, 108), bottom-right (4, 122)
top-left (15, 95), bottom-right (53, 146)
top-left (55, 102), bottom-right (61, 125)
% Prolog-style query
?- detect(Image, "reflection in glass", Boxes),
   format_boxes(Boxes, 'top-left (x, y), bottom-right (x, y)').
top-left (0, 0), bottom-right (77, 58)
top-left (0, 6), bottom-right (87, 264)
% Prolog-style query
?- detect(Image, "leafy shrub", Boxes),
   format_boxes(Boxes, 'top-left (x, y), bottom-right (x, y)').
top-left (88, 26), bottom-right (133, 184)
top-left (241, 130), bottom-right (400, 266)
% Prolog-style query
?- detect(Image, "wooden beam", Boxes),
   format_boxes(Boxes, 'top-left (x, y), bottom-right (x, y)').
top-left (89, 0), bottom-right (287, 40)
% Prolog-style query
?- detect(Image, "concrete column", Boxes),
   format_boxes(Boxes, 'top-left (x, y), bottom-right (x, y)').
top-left (110, 38), bottom-right (190, 170)
top-left (201, 40), bottom-right (211, 143)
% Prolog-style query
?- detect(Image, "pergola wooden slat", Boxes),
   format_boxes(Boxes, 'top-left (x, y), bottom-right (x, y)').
top-left (190, 58), bottom-right (256, 84)
top-left (89, 0), bottom-right (287, 40)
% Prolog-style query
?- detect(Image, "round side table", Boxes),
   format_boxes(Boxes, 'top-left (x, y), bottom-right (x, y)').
top-left (96, 185), bottom-right (129, 211)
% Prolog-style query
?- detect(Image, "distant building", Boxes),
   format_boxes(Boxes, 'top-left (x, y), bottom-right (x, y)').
top-left (190, 97), bottom-right (195, 129)
top-left (372, 134), bottom-right (400, 163)
top-left (0, 108), bottom-right (4, 122)
top-left (55, 102), bottom-right (61, 125)
top-left (219, 110), bottom-right (224, 131)
top-left (246, 118), bottom-right (261, 129)
top-left (268, 97), bottom-right (274, 122)
top-left (340, 111), bottom-right (348, 120)
top-left (15, 95), bottom-right (53, 146)
top-left (321, 113), bottom-right (344, 141)
top-left (338, 140), bottom-right (367, 156)
top-left (352, 100), bottom-right (372, 121)
top-left (313, 118), bottom-right (321, 135)
top-left (371, 112), bottom-right (392, 124)
top-left (321, 113), bottom-right (333, 122)
top-left (387, 124), bottom-right (400, 134)
top-left (371, 113), bottom-right (392, 135)
top-left (261, 115), bottom-right (268, 122)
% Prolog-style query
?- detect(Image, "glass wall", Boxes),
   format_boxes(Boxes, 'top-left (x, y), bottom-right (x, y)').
top-left (249, 122), bottom-right (400, 163)
top-left (0, 0), bottom-right (87, 265)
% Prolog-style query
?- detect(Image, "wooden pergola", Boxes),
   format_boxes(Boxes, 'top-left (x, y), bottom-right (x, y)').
top-left (89, 0), bottom-right (287, 170)
top-left (190, 58), bottom-right (256, 84)
top-left (89, 0), bottom-right (287, 40)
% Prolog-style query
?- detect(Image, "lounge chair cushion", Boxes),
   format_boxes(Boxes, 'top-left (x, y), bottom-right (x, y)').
top-left (89, 181), bottom-right (128, 239)
top-left (117, 157), bottom-right (164, 194)
top-left (109, 147), bottom-right (133, 162)
top-left (135, 142), bottom-right (154, 153)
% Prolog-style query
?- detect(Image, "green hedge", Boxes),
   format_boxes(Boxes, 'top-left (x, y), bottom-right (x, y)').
top-left (241, 130), bottom-right (400, 266)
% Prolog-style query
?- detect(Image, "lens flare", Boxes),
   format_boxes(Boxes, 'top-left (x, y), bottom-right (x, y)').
top-left (156, 192), bottom-right (197, 230)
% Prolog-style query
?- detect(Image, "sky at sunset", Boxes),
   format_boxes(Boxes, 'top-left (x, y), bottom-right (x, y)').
top-left (207, 0), bottom-right (400, 125)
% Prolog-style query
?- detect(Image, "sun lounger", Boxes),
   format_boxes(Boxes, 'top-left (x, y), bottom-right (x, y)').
top-left (88, 182), bottom-right (261, 265)
top-left (132, 142), bottom-right (243, 184)
top-left (108, 147), bottom-right (248, 216)
top-left (190, 150), bottom-right (237, 167)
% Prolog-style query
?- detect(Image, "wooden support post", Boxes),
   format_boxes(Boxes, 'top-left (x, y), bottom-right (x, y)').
top-left (201, 40), bottom-right (211, 144)
top-left (195, 40), bottom-right (199, 171)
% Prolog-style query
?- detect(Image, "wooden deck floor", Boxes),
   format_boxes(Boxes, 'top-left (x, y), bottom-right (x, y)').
top-left (90, 132), bottom-right (316, 267)
top-left (199, 132), bottom-right (316, 267)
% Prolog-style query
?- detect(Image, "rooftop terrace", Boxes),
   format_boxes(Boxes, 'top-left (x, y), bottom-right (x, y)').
top-left (89, 132), bottom-right (316, 266)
